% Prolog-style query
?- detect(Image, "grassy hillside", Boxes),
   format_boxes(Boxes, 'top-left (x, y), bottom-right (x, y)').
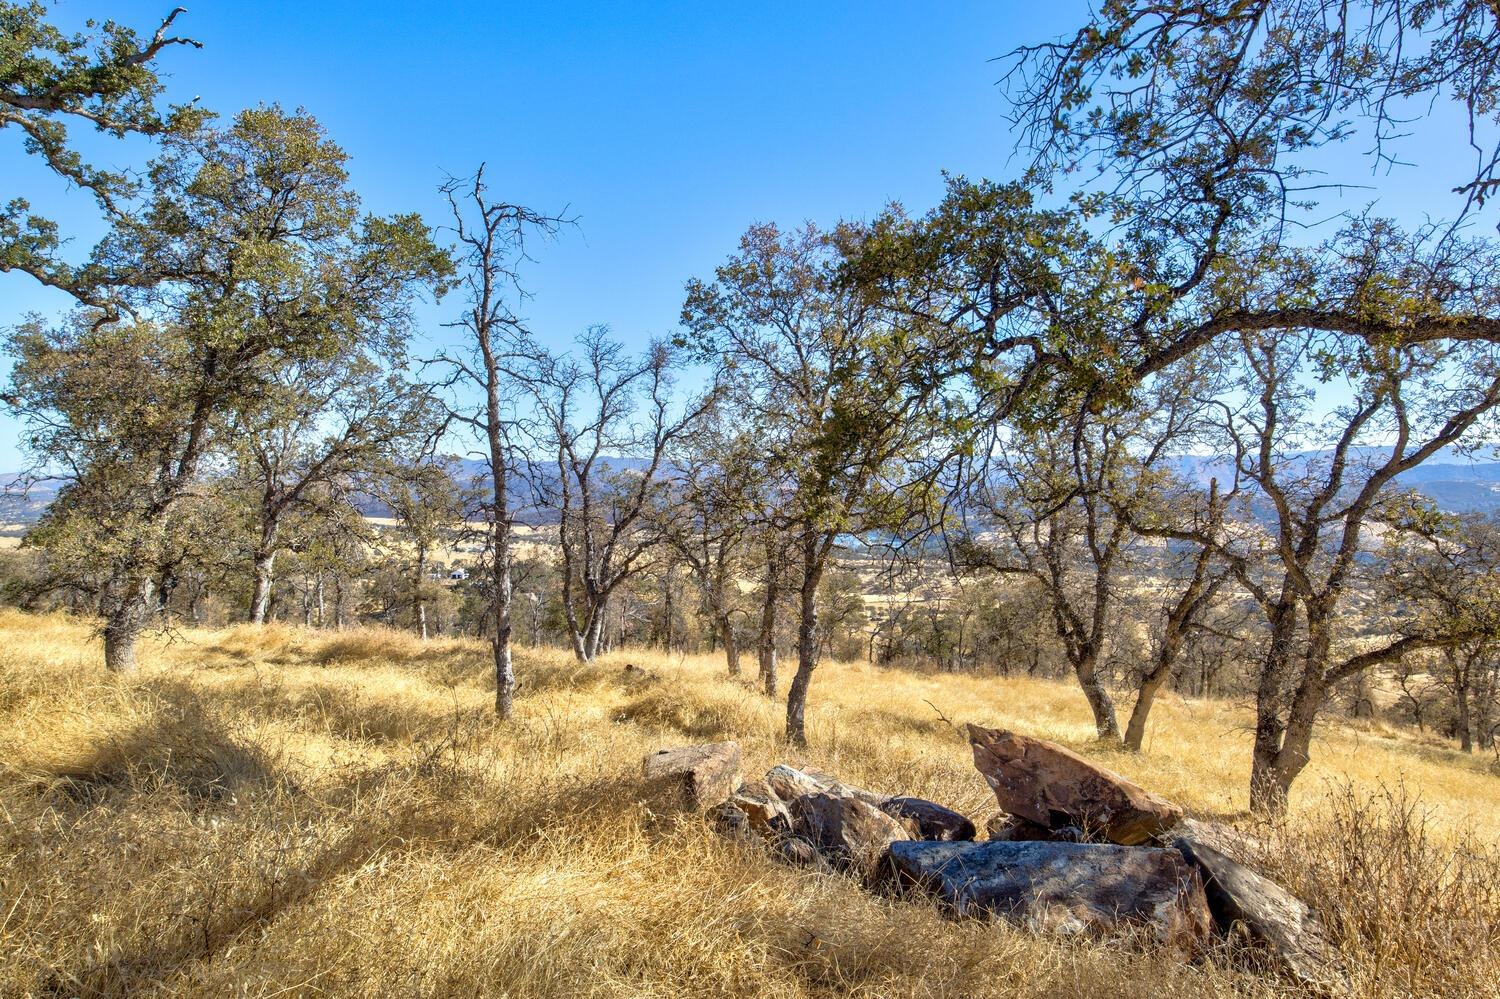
top-left (1, 609), bottom-right (1496, 998)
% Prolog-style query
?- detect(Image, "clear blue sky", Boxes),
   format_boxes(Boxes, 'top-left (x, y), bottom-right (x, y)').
top-left (0, 1), bottom-right (1466, 470)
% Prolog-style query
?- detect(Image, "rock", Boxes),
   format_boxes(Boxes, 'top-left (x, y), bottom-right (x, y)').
top-left (765, 763), bottom-right (829, 802)
top-left (985, 812), bottom-right (1082, 842)
top-left (881, 797), bottom-right (976, 841)
top-left (764, 764), bottom-right (886, 807)
top-left (642, 741), bottom-right (742, 812)
top-left (887, 839), bottom-right (1212, 950)
top-left (966, 724), bottom-right (1183, 845)
top-left (729, 778), bottom-right (791, 835)
top-left (1172, 829), bottom-right (1345, 988)
top-left (709, 799), bottom-right (752, 840)
top-left (776, 834), bottom-right (833, 872)
top-left (787, 791), bottom-right (909, 879)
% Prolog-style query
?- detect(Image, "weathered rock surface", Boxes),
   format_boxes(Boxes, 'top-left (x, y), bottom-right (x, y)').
top-left (881, 797), bottom-right (976, 841)
top-left (787, 792), bottom-right (909, 878)
top-left (967, 724), bottom-right (1182, 845)
top-left (764, 764), bottom-right (885, 807)
top-left (642, 741), bottom-right (741, 811)
top-left (1173, 828), bottom-right (1345, 988)
top-left (887, 839), bottom-right (1212, 949)
top-left (730, 778), bottom-right (792, 835)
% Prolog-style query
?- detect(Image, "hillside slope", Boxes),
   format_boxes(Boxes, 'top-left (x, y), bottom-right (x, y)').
top-left (1, 611), bottom-right (1496, 998)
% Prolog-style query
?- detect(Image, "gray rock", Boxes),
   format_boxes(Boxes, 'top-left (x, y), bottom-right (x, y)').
top-left (881, 797), bottom-right (976, 841)
top-left (642, 741), bottom-right (741, 811)
top-left (1172, 829), bottom-right (1346, 989)
top-left (887, 839), bottom-right (1212, 950)
top-left (787, 791), bottom-right (909, 879)
top-left (764, 764), bottom-right (885, 807)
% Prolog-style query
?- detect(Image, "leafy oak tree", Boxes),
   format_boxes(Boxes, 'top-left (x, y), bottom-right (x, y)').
top-left (2, 3), bottom-right (203, 299)
top-left (684, 222), bottom-right (948, 746)
top-left (6, 106), bottom-right (449, 670)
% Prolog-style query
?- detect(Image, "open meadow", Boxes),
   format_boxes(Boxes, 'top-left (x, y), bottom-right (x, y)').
top-left (2, 608), bottom-right (1496, 998)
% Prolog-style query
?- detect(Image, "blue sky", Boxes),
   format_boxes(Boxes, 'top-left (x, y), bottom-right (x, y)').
top-left (0, 1), bottom-right (1473, 470)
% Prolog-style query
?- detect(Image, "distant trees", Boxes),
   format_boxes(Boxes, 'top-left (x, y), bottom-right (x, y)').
top-left (376, 459), bottom-right (465, 640)
top-left (527, 328), bottom-right (715, 664)
top-left (233, 364), bottom-right (442, 625)
top-left (653, 415), bottom-right (760, 676)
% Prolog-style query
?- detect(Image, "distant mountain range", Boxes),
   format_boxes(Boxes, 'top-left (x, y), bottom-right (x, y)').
top-left (1162, 446), bottom-right (1500, 515)
top-left (7, 448), bottom-right (1500, 536)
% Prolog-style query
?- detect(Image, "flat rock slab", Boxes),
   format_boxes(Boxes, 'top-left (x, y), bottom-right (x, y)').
top-left (882, 797), bottom-right (976, 841)
top-left (642, 741), bottom-right (741, 812)
top-left (788, 791), bottom-right (909, 879)
top-left (1173, 829), bottom-right (1345, 989)
top-left (967, 724), bottom-right (1182, 845)
top-left (888, 839), bottom-right (1211, 949)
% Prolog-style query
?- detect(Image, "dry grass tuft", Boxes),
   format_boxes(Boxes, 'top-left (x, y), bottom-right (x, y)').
top-left (0, 607), bottom-right (1496, 997)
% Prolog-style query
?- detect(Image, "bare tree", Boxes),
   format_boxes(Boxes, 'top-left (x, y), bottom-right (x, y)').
top-left (526, 328), bottom-right (715, 663)
top-left (436, 165), bottom-right (568, 717)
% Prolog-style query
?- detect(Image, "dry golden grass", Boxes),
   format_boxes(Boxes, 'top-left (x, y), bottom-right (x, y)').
top-left (0, 607), bottom-right (1496, 998)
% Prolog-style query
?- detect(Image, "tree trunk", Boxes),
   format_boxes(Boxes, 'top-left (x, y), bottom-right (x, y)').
top-left (1123, 670), bottom-right (1169, 752)
top-left (102, 578), bottom-right (154, 673)
top-left (1075, 652), bottom-right (1122, 742)
top-left (720, 613), bottom-right (740, 677)
top-left (248, 547), bottom-right (277, 625)
top-left (582, 601), bottom-right (607, 661)
top-left (1248, 599), bottom-right (1300, 814)
top-left (414, 545), bottom-right (429, 640)
top-left (785, 533), bottom-right (825, 747)
top-left (1123, 628), bottom-right (1187, 751)
top-left (1453, 650), bottom-right (1475, 753)
top-left (758, 557), bottom-right (780, 697)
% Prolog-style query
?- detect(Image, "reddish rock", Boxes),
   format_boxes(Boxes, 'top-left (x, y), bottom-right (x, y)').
top-left (730, 778), bottom-right (791, 835)
top-left (888, 839), bottom-right (1212, 950)
top-left (966, 724), bottom-right (1182, 845)
top-left (642, 741), bottom-right (742, 811)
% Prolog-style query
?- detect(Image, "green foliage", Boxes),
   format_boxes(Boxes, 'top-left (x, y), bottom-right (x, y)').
top-left (1, 2), bottom-right (206, 293)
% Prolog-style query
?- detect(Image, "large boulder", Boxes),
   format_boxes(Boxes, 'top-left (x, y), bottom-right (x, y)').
top-left (787, 791), bottom-right (909, 879)
top-left (966, 724), bottom-right (1182, 845)
top-left (887, 839), bottom-right (1212, 950)
top-left (1172, 826), bottom-right (1345, 989)
top-left (881, 797), bottom-right (976, 841)
top-left (642, 741), bottom-right (742, 812)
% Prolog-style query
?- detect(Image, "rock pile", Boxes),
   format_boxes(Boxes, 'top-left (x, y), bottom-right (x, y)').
top-left (641, 723), bottom-right (1343, 986)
